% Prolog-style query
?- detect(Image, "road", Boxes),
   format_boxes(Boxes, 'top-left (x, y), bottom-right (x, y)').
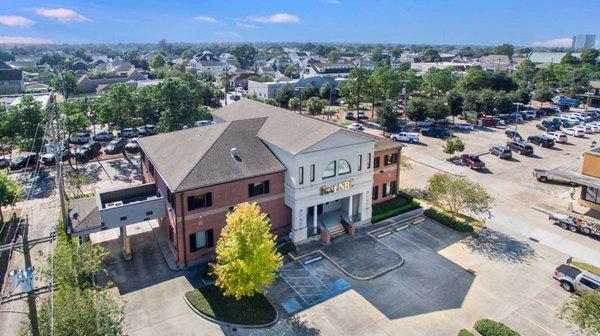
top-left (398, 117), bottom-right (600, 266)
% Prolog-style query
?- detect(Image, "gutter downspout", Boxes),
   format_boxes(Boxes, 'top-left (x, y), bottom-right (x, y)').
top-left (180, 193), bottom-right (187, 268)
top-left (396, 148), bottom-right (401, 196)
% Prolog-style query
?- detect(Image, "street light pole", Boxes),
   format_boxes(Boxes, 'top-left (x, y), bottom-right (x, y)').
top-left (512, 102), bottom-right (523, 138)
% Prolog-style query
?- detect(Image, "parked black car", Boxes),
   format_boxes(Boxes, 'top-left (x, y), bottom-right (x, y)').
top-left (10, 153), bottom-right (38, 170)
top-left (124, 138), bottom-right (140, 154)
top-left (505, 130), bottom-right (523, 141)
top-left (75, 141), bottom-right (102, 161)
top-left (421, 127), bottom-right (453, 138)
top-left (507, 141), bottom-right (534, 155)
top-left (104, 137), bottom-right (127, 154)
top-left (527, 135), bottom-right (555, 147)
top-left (539, 107), bottom-right (559, 115)
top-left (345, 112), bottom-right (355, 120)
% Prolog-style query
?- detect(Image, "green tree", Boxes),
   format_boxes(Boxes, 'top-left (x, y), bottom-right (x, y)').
top-left (560, 291), bottom-right (600, 336)
top-left (232, 44), bottom-right (257, 68)
top-left (306, 97), bottom-right (324, 115)
top-left (513, 59), bottom-right (537, 89)
top-left (446, 90), bottom-right (464, 121)
top-left (580, 48), bottom-right (599, 65)
top-left (534, 85), bottom-right (554, 108)
top-left (0, 95), bottom-right (45, 151)
top-left (457, 69), bottom-right (489, 91)
top-left (211, 202), bottom-right (283, 299)
top-left (427, 172), bottom-right (494, 219)
top-left (376, 100), bottom-right (398, 133)
top-left (422, 68), bottom-right (454, 96)
top-left (427, 97), bottom-right (450, 120)
top-left (299, 84), bottom-right (319, 101)
top-left (283, 65), bottom-right (297, 78)
top-left (421, 49), bottom-right (441, 62)
top-left (51, 71), bottom-right (79, 97)
top-left (406, 97), bottom-right (429, 121)
top-left (370, 46), bottom-right (384, 62)
top-left (368, 66), bottom-right (401, 117)
top-left (135, 85), bottom-right (160, 124)
top-left (488, 71), bottom-right (518, 91)
top-left (491, 43), bottom-right (515, 59)
top-left (442, 136), bottom-right (465, 157)
top-left (561, 52), bottom-right (580, 65)
top-left (60, 102), bottom-right (91, 137)
top-left (94, 83), bottom-right (136, 132)
top-left (0, 172), bottom-right (24, 222)
top-left (320, 82), bottom-right (332, 100)
top-left (150, 53), bottom-right (166, 68)
top-left (327, 49), bottom-right (341, 63)
top-left (288, 97), bottom-right (301, 111)
top-left (275, 84), bottom-right (295, 107)
top-left (65, 169), bottom-right (96, 197)
top-left (534, 67), bottom-right (557, 87)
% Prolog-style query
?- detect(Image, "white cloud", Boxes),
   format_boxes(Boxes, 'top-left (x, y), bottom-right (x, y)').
top-left (34, 8), bottom-right (90, 23)
top-left (0, 15), bottom-right (35, 27)
top-left (194, 16), bottom-right (219, 24)
top-left (0, 36), bottom-right (52, 44)
top-left (236, 21), bottom-right (258, 29)
top-left (532, 38), bottom-right (572, 48)
top-left (249, 13), bottom-right (300, 24)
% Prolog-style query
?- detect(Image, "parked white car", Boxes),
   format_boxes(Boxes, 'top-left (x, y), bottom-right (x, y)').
top-left (454, 123), bottom-right (474, 131)
top-left (347, 123), bottom-right (364, 131)
top-left (563, 115), bottom-right (581, 124)
top-left (69, 132), bottom-right (91, 144)
top-left (390, 132), bottom-right (420, 143)
top-left (586, 124), bottom-right (600, 133)
top-left (93, 130), bottom-right (114, 141)
top-left (574, 125), bottom-right (593, 134)
top-left (563, 128), bottom-right (585, 137)
top-left (543, 132), bottom-right (568, 143)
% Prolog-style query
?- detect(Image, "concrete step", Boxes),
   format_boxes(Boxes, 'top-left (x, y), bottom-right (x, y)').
top-left (329, 224), bottom-right (346, 238)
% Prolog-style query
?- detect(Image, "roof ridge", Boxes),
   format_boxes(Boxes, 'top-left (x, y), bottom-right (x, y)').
top-left (175, 121), bottom-right (233, 191)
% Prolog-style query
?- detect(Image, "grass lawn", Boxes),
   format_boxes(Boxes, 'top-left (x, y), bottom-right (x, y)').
top-left (185, 285), bottom-right (276, 326)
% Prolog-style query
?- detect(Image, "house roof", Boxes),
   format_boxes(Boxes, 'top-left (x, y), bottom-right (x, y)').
top-left (375, 138), bottom-right (404, 151)
top-left (0, 62), bottom-right (23, 81)
top-left (68, 197), bottom-right (101, 235)
top-left (138, 117), bottom-right (286, 192)
top-left (0, 61), bottom-right (12, 70)
top-left (528, 52), bottom-right (581, 64)
top-left (213, 99), bottom-right (372, 155)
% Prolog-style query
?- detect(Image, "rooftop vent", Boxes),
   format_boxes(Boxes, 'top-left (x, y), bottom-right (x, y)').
top-left (231, 147), bottom-right (241, 161)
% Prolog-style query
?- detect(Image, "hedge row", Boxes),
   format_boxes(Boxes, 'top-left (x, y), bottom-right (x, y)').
top-left (423, 208), bottom-right (474, 232)
top-left (474, 319), bottom-right (520, 336)
top-left (372, 196), bottom-right (410, 214)
top-left (371, 201), bottom-right (421, 223)
top-left (457, 330), bottom-right (475, 336)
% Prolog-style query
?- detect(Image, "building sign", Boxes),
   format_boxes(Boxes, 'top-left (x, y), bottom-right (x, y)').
top-left (320, 180), bottom-right (353, 195)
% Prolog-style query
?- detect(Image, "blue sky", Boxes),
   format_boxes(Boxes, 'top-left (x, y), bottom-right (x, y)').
top-left (0, 0), bottom-right (598, 46)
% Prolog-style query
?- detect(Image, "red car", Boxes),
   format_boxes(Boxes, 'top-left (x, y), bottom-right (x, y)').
top-left (460, 154), bottom-right (485, 170)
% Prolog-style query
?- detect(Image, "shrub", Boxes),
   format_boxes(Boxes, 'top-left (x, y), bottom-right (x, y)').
top-left (474, 319), bottom-right (520, 336)
top-left (458, 330), bottom-right (475, 336)
top-left (396, 189), bottom-right (414, 202)
top-left (423, 208), bottom-right (474, 232)
top-left (371, 201), bottom-right (420, 223)
top-left (372, 196), bottom-right (409, 214)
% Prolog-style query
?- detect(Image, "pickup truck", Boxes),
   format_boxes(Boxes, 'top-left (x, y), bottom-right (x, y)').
top-left (390, 132), bottom-right (419, 143)
top-left (460, 154), bottom-right (485, 170)
top-left (532, 169), bottom-right (573, 184)
top-left (553, 264), bottom-right (600, 292)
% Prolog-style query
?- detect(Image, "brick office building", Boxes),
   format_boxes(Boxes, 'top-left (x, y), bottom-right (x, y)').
top-left (137, 100), bottom-right (402, 267)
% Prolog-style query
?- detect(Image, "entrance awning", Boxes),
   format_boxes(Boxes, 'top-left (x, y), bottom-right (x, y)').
top-left (547, 168), bottom-right (600, 189)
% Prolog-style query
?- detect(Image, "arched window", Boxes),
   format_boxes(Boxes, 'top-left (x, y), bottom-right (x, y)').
top-left (338, 159), bottom-right (351, 175)
top-left (323, 161), bottom-right (336, 179)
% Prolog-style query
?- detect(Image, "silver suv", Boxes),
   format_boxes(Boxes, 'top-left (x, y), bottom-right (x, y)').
top-left (553, 264), bottom-right (600, 293)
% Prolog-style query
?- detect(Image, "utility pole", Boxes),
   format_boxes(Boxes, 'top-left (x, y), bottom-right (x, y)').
top-left (22, 219), bottom-right (40, 336)
top-left (53, 99), bottom-right (68, 227)
top-left (401, 80), bottom-right (409, 124)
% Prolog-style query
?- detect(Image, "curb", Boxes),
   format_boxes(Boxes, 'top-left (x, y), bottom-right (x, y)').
top-left (183, 291), bottom-right (279, 329)
top-left (148, 222), bottom-right (182, 272)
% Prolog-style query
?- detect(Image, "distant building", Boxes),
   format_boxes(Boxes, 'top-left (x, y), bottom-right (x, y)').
top-left (0, 61), bottom-right (24, 95)
top-left (572, 34), bottom-right (596, 50)
top-left (303, 62), bottom-right (356, 79)
top-left (71, 59), bottom-right (89, 71)
top-left (248, 76), bottom-right (345, 100)
top-left (585, 81), bottom-right (600, 108)
top-left (527, 52), bottom-right (581, 65)
top-left (188, 51), bottom-right (229, 76)
top-left (77, 69), bottom-right (147, 93)
top-left (475, 55), bottom-right (513, 72)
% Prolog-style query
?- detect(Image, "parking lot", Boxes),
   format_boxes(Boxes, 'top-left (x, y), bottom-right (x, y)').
top-left (398, 111), bottom-right (600, 266)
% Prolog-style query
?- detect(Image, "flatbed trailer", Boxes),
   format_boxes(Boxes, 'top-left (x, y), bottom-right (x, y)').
top-left (549, 211), bottom-right (600, 236)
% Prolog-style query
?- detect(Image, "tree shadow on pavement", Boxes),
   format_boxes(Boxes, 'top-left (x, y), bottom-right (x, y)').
top-left (108, 156), bottom-right (142, 183)
top-left (287, 316), bottom-right (321, 336)
top-left (462, 228), bottom-right (537, 264)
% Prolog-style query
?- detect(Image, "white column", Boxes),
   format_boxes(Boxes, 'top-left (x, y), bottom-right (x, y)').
top-left (291, 207), bottom-right (307, 242)
top-left (348, 194), bottom-right (353, 220)
top-left (313, 205), bottom-right (318, 234)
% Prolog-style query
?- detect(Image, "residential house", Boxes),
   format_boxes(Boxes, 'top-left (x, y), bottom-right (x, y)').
top-left (77, 68), bottom-right (147, 93)
top-left (248, 76), bottom-right (344, 100)
top-left (0, 61), bottom-right (24, 95)
top-left (303, 62), bottom-right (356, 79)
top-left (188, 51), bottom-right (229, 77)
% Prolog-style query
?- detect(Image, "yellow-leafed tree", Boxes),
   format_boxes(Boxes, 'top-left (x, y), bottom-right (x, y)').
top-left (212, 202), bottom-right (283, 300)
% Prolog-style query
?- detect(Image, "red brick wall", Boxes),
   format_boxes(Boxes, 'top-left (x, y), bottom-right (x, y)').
top-left (372, 148), bottom-right (400, 205)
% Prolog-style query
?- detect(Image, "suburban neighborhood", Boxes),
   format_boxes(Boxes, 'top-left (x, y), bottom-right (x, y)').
top-left (0, 1), bottom-right (599, 336)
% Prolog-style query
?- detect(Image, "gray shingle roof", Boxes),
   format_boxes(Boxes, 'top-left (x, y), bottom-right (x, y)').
top-left (214, 99), bottom-right (367, 155)
top-left (68, 197), bottom-right (101, 234)
top-left (138, 118), bottom-right (285, 192)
